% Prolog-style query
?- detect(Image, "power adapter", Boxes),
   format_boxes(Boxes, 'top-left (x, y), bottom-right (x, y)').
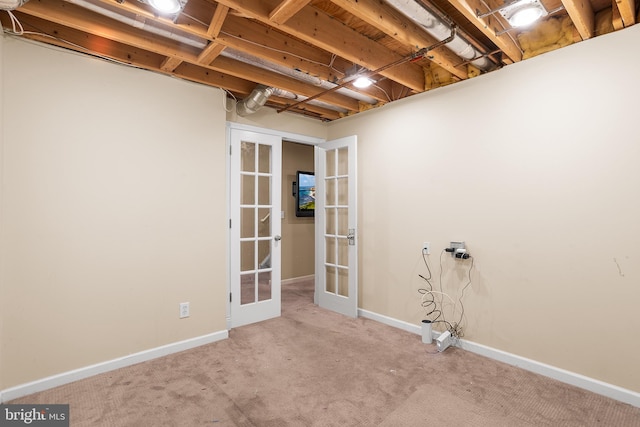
top-left (436, 330), bottom-right (454, 352)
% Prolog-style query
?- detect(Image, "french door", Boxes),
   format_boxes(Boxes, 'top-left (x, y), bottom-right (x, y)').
top-left (315, 135), bottom-right (358, 317)
top-left (229, 129), bottom-right (281, 328)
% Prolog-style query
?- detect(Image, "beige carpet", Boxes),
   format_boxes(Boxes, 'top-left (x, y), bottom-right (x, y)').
top-left (8, 278), bottom-right (640, 426)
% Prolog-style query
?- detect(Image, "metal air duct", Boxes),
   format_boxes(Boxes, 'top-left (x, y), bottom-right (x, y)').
top-left (236, 85), bottom-right (274, 116)
top-left (386, 0), bottom-right (492, 70)
top-left (0, 0), bottom-right (28, 10)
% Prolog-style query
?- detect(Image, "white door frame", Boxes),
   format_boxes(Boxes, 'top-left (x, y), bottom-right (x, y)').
top-left (226, 122), bottom-right (324, 329)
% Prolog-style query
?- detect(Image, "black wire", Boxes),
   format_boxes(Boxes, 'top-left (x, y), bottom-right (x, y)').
top-left (455, 256), bottom-right (474, 333)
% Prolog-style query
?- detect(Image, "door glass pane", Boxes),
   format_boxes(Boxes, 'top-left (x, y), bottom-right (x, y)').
top-left (326, 265), bottom-right (336, 293)
top-left (326, 149), bottom-right (336, 177)
top-left (258, 239), bottom-right (271, 269)
top-left (258, 144), bottom-right (271, 174)
top-left (337, 208), bottom-right (348, 236)
top-left (257, 208), bottom-right (271, 237)
top-left (241, 175), bottom-right (255, 205)
top-left (241, 241), bottom-right (255, 272)
top-left (338, 237), bottom-right (348, 267)
top-left (326, 208), bottom-right (336, 235)
top-left (326, 178), bottom-right (335, 206)
top-left (326, 237), bottom-right (336, 264)
top-left (338, 267), bottom-right (349, 297)
top-left (258, 271), bottom-right (271, 301)
top-left (258, 175), bottom-right (271, 205)
top-left (241, 208), bottom-right (255, 238)
top-left (338, 147), bottom-right (348, 175)
top-left (241, 273), bottom-right (255, 305)
top-left (241, 142), bottom-right (255, 172)
top-left (337, 177), bottom-right (348, 205)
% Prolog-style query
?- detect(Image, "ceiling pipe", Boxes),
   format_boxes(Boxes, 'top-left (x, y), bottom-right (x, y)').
top-left (221, 48), bottom-right (378, 105)
top-left (385, 0), bottom-right (492, 70)
top-left (57, 0), bottom-right (368, 114)
top-left (0, 0), bottom-right (28, 10)
top-left (236, 85), bottom-right (274, 116)
top-left (65, 0), bottom-right (207, 48)
top-left (278, 27), bottom-right (457, 114)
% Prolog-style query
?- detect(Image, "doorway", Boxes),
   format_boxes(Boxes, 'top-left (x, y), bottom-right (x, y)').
top-left (281, 141), bottom-right (316, 288)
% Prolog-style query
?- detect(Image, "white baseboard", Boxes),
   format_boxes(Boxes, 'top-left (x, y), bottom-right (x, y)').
top-left (358, 308), bottom-right (640, 408)
top-left (281, 275), bottom-right (314, 286)
top-left (0, 330), bottom-right (229, 403)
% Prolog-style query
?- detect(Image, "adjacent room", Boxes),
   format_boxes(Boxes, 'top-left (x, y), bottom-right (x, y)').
top-left (1, 0), bottom-right (639, 424)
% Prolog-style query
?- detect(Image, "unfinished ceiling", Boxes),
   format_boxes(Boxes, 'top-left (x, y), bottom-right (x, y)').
top-left (1, 0), bottom-right (637, 121)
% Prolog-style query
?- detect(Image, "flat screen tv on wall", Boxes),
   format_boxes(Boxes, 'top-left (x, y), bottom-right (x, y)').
top-left (295, 171), bottom-right (315, 217)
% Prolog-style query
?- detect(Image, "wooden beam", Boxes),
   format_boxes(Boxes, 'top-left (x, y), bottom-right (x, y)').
top-left (561, 0), bottom-right (595, 39)
top-left (20, 0), bottom-right (202, 62)
top-left (208, 4), bottom-right (229, 38)
top-left (12, 12), bottom-right (256, 94)
top-left (329, 0), bottom-right (468, 81)
top-left (219, 15), bottom-right (343, 83)
top-left (160, 56), bottom-right (183, 72)
top-left (611, 0), bottom-right (625, 30)
top-left (446, 0), bottom-right (523, 62)
top-left (269, 0), bottom-right (310, 25)
top-left (613, 0), bottom-right (637, 26)
top-left (209, 56), bottom-right (360, 111)
top-left (18, 0), bottom-right (360, 113)
top-left (197, 42), bottom-right (226, 65)
top-left (215, 0), bottom-right (426, 92)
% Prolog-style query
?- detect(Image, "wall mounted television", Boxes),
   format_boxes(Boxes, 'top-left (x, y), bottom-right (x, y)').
top-left (294, 171), bottom-right (315, 217)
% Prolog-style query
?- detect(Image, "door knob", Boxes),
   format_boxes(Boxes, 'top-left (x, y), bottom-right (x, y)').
top-left (274, 235), bottom-right (282, 241)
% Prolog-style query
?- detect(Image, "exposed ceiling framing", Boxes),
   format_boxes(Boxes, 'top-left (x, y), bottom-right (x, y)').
top-left (1, 0), bottom-right (637, 121)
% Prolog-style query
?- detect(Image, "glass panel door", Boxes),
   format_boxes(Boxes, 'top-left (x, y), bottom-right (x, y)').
top-left (230, 129), bottom-right (281, 327)
top-left (315, 136), bottom-right (357, 317)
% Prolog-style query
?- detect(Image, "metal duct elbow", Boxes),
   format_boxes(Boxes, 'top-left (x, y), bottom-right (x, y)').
top-left (236, 86), bottom-right (274, 116)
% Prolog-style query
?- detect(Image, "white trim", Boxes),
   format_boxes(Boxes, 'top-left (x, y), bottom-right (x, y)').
top-left (0, 330), bottom-right (228, 403)
top-left (281, 275), bottom-right (314, 286)
top-left (226, 122), bottom-right (325, 146)
top-left (359, 308), bottom-right (640, 408)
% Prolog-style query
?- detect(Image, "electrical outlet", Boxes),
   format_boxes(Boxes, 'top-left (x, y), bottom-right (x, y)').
top-left (422, 242), bottom-right (431, 254)
top-left (450, 241), bottom-right (465, 251)
top-left (179, 302), bottom-right (190, 319)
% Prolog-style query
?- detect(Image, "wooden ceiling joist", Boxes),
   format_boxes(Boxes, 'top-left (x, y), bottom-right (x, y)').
top-left (215, 0), bottom-right (427, 92)
top-left (445, 0), bottom-right (523, 62)
top-left (562, 0), bottom-right (596, 39)
top-left (328, 0), bottom-right (469, 80)
top-left (268, 0), bottom-right (311, 24)
top-left (614, 0), bottom-right (637, 26)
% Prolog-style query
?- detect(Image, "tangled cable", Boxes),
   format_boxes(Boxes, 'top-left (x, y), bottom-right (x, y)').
top-left (418, 248), bottom-right (473, 339)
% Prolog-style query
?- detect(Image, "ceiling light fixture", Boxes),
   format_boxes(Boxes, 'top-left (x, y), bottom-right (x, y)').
top-left (353, 76), bottom-right (373, 89)
top-left (498, 0), bottom-right (548, 28)
top-left (145, 0), bottom-right (186, 15)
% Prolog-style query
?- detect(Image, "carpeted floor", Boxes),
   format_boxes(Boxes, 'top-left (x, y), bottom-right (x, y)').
top-left (8, 278), bottom-right (640, 426)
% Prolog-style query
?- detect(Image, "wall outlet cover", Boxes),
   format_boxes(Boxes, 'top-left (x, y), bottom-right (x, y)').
top-left (179, 302), bottom-right (190, 319)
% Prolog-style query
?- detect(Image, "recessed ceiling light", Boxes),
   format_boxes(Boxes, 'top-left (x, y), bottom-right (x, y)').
top-left (148, 0), bottom-right (183, 14)
top-left (499, 0), bottom-right (548, 28)
top-left (353, 76), bottom-right (373, 89)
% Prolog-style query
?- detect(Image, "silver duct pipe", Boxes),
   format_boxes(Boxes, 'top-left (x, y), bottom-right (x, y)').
top-left (65, 0), bottom-right (207, 48)
top-left (221, 48), bottom-right (378, 105)
top-left (385, 0), bottom-right (492, 70)
top-left (0, 0), bottom-right (29, 10)
top-left (61, 0), bottom-right (364, 114)
top-left (236, 85), bottom-right (274, 116)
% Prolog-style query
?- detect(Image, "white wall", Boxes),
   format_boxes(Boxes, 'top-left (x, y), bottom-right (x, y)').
top-left (0, 37), bottom-right (228, 389)
top-left (327, 25), bottom-right (640, 393)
